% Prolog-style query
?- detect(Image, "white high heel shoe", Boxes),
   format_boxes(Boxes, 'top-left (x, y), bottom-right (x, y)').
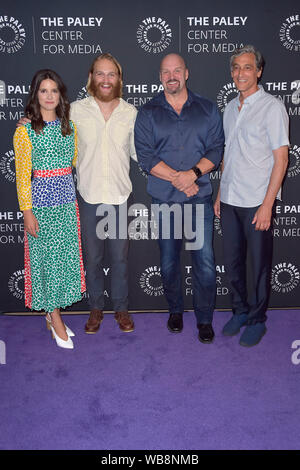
top-left (45, 314), bottom-right (74, 349)
top-left (49, 324), bottom-right (74, 349)
top-left (64, 324), bottom-right (75, 337)
top-left (46, 315), bottom-right (75, 337)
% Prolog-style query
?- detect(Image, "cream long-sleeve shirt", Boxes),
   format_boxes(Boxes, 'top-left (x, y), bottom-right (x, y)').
top-left (70, 96), bottom-right (137, 205)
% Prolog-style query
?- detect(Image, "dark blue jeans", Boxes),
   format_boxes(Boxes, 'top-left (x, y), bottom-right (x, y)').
top-left (77, 193), bottom-right (129, 312)
top-left (220, 202), bottom-right (273, 324)
top-left (152, 197), bottom-right (216, 324)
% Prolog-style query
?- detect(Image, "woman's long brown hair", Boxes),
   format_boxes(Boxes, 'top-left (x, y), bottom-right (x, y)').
top-left (25, 69), bottom-right (72, 136)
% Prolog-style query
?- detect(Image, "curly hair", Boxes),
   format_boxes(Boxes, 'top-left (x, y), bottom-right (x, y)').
top-left (25, 69), bottom-right (72, 136)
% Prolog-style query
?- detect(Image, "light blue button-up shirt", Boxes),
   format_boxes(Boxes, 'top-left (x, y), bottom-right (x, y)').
top-left (220, 86), bottom-right (289, 208)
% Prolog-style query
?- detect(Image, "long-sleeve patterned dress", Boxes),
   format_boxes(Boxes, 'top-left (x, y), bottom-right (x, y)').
top-left (13, 119), bottom-right (86, 313)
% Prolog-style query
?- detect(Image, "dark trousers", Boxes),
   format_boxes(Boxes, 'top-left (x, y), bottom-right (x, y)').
top-left (220, 202), bottom-right (273, 324)
top-left (77, 193), bottom-right (129, 312)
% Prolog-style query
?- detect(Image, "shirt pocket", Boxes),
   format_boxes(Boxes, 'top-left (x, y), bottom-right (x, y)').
top-left (111, 121), bottom-right (130, 152)
top-left (76, 119), bottom-right (98, 144)
top-left (239, 122), bottom-right (266, 145)
top-left (238, 124), bottom-right (270, 168)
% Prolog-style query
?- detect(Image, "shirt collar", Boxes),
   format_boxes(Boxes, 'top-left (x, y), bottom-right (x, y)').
top-left (157, 88), bottom-right (195, 108)
top-left (89, 95), bottom-right (124, 113)
top-left (236, 84), bottom-right (264, 108)
top-left (186, 89), bottom-right (197, 105)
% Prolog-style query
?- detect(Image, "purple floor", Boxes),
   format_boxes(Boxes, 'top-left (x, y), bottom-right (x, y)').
top-left (0, 310), bottom-right (299, 450)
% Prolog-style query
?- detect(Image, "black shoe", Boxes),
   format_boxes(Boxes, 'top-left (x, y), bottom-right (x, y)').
top-left (198, 323), bottom-right (214, 343)
top-left (167, 313), bottom-right (183, 333)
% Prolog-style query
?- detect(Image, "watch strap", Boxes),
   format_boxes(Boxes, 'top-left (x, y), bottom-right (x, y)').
top-left (192, 166), bottom-right (202, 179)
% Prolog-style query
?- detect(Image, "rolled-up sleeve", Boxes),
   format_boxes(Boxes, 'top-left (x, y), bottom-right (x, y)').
top-left (204, 104), bottom-right (224, 168)
top-left (134, 107), bottom-right (161, 174)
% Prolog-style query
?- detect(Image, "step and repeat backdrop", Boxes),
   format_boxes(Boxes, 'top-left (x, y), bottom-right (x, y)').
top-left (0, 0), bottom-right (299, 313)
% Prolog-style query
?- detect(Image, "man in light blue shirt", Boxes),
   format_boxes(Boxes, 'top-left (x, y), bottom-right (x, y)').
top-left (214, 45), bottom-right (289, 347)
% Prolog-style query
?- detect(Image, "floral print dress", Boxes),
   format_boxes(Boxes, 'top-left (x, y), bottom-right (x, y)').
top-left (13, 119), bottom-right (86, 313)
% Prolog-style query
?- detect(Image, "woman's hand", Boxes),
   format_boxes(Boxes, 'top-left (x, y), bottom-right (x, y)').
top-left (23, 210), bottom-right (39, 238)
top-left (16, 117), bottom-right (31, 127)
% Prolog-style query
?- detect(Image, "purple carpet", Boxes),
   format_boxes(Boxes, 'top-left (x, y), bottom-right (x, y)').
top-left (0, 310), bottom-right (299, 450)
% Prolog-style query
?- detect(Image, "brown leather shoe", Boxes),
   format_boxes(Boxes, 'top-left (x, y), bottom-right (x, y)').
top-left (114, 311), bottom-right (134, 332)
top-left (85, 309), bottom-right (104, 334)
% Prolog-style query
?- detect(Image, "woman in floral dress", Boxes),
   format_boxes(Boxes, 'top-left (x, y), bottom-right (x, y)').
top-left (13, 69), bottom-right (86, 349)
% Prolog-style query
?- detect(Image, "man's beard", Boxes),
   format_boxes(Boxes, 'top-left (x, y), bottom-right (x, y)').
top-left (90, 80), bottom-right (120, 102)
top-left (165, 79), bottom-right (181, 95)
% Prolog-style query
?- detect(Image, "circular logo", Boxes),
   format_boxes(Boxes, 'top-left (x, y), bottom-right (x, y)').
top-left (271, 262), bottom-right (300, 293)
top-left (8, 269), bottom-right (25, 300)
top-left (76, 86), bottom-right (89, 101)
top-left (279, 15), bottom-right (300, 52)
top-left (139, 266), bottom-right (164, 296)
top-left (216, 82), bottom-right (238, 112)
top-left (0, 149), bottom-right (15, 183)
top-left (138, 163), bottom-right (148, 179)
top-left (288, 145), bottom-right (300, 178)
top-left (0, 16), bottom-right (26, 54)
top-left (214, 216), bottom-right (222, 236)
top-left (137, 17), bottom-right (172, 54)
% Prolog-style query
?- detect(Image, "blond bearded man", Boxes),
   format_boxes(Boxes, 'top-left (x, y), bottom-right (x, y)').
top-left (69, 53), bottom-right (137, 334)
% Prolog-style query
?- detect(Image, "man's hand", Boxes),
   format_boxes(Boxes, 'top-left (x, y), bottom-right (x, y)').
top-left (251, 145), bottom-right (288, 231)
top-left (17, 117), bottom-right (31, 127)
top-left (184, 183), bottom-right (199, 198)
top-left (171, 170), bottom-right (196, 191)
top-left (150, 162), bottom-right (177, 181)
top-left (252, 204), bottom-right (272, 231)
top-left (23, 210), bottom-right (39, 238)
top-left (150, 163), bottom-right (199, 197)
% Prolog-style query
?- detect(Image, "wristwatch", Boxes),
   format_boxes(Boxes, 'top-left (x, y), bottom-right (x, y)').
top-left (191, 166), bottom-right (202, 180)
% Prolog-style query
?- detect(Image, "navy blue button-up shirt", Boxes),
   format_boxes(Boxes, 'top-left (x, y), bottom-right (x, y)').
top-left (134, 89), bottom-right (224, 203)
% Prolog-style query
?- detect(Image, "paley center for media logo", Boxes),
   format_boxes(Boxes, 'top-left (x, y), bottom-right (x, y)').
top-left (214, 216), bottom-right (222, 236)
top-left (279, 14), bottom-right (300, 52)
top-left (271, 262), bottom-right (300, 294)
top-left (139, 265), bottom-right (164, 297)
top-left (216, 82), bottom-right (238, 113)
top-left (76, 86), bottom-right (89, 101)
top-left (0, 15), bottom-right (26, 53)
top-left (8, 268), bottom-right (25, 300)
top-left (288, 144), bottom-right (300, 178)
top-left (0, 149), bottom-right (15, 183)
top-left (137, 17), bottom-right (172, 54)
